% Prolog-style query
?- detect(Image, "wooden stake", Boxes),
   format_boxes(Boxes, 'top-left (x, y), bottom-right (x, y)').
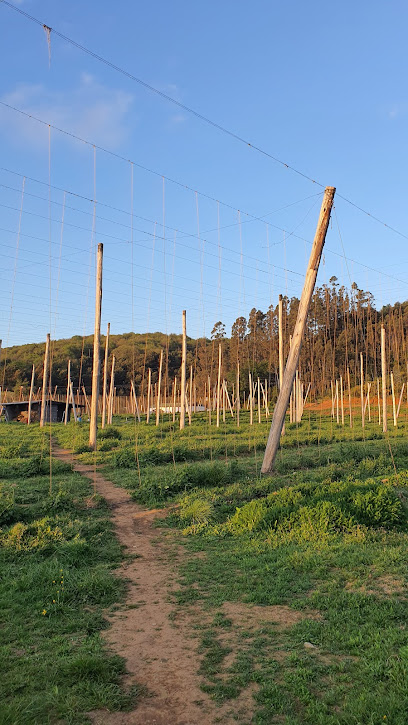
top-left (390, 371), bottom-right (397, 427)
top-left (340, 375), bottom-right (344, 426)
top-left (131, 380), bottom-right (141, 422)
top-left (180, 310), bottom-right (187, 430)
top-left (146, 368), bottom-right (151, 424)
top-left (208, 374), bottom-right (212, 426)
top-left (216, 343), bottom-right (222, 428)
top-left (172, 377), bottom-right (177, 423)
top-left (89, 243), bottom-right (103, 448)
top-left (367, 381), bottom-right (371, 422)
top-left (381, 326), bottom-right (387, 433)
top-left (40, 333), bottom-right (50, 428)
top-left (156, 350), bottom-right (163, 426)
top-left (360, 353), bottom-right (365, 429)
top-left (27, 364), bottom-right (35, 425)
top-left (336, 379), bottom-right (339, 424)
top-left (101, 322), bottom-right (110, 429)
top-left (249, 371), bottom-right (253, 425)
top-left (69, 380), bottom-right (78, 422)
top-left (347, 367), bottom-right (353, 428)
top-left (278, 294), bottom-right (285, 434)
top-left (236, 363), bottom-right (240, 427)
top-left (189, 365), bottom-right (193, 425)
top-left (64, 360), bottom-right (71, 426)
top-left (108, 355), bottom-right (115, 425)
top-left (261, 186), bottom-right (335, 473)
top-left (377, 377), bottom-right (381, 426)
top-left (397, 382), bottom-right (405, 420)
top-left (257, 377), bottom-right (261, 424)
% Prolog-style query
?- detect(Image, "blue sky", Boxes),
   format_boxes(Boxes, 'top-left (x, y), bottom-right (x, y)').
top-left (1, 0), bottom-right (407, 347)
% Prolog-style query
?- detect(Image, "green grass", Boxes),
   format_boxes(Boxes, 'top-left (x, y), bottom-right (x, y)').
top-left (4, 409), bottom-right (408, 723)
top-left (54, 409), bottom-right (408, 724)
top-left (0, 425), bottom-right (138, 725)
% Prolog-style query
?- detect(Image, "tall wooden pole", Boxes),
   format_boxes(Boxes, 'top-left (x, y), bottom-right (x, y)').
top-left (172, 377), bottom-right (177, 423)
top-left (89, 243), bottom-right (103, 449)
top-left (278, 294), bottom-right (285, 435)
top-left (189, 365), bottom-right (193, 425)
top-left (390, 371), bottom-right (397, 427)
top-left (347, 366), bottom-right (353, 428)
top-left (360, 353), bottom-right (365, 429)
top-left (249, 371), bottom-right (253, 425)
top-left (108, 356), bottom-right (115, 425)
top-left (216, 343), bottom-right (222, 428)
top-left (261, 186), bottom-right (335, 473)
top-left (156, 350), bottom-right (163, 426)
top-left (180, 310), bottom-right (187, 430)
top-left (381, 325), bottom-right (387, 433)
top-left (64, 360), bottom-right (71, 425)
top-left (146, 368), bottom-right (152, 424)
top-left (69, 380), bottom-right (77, 422)
top-left (336, 379), bottom-right (339, 424)
top-left (40, 333), bottom-right (50, 428)
top-left (236, 363), bottom-right (240, 427)
top-left (208, 374), bottom-right (212, 426)
top-left (27, 364), bottom-right (35, 425)
top-left (101, 322), bottom-right (110, 429)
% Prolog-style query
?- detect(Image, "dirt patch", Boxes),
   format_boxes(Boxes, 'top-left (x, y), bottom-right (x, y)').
top-left (53, 446), bottom-right (218, 725)
top-left (222, 601), bottom-right (322, 630)
top-left (345, 575), bottom-right (406, 597)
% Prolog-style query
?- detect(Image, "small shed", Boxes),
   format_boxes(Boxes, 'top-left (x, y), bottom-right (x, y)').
top-left (1, 400), bottom-right (76, 423)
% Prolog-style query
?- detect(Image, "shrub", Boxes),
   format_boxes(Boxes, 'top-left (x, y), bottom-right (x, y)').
top-left (1, 517), bottom-right (65, 551)
top-left (227, 499), bottom-right (268, 534)
top-left (99, 439), bottom-right (120, 452)
top-left (99, 427), bottom-right (122, 440)
top-left (113, 448), bottom-right (137, 468)
top-left (179, 497), bottom-right (213, 531)
top-left (0, 442), bottom-right (28, 458)
top-left (350, 485), bottom-right (404, 527)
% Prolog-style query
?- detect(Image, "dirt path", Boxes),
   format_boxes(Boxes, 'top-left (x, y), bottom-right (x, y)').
top-left (53, 446), bottom-right (219, 725)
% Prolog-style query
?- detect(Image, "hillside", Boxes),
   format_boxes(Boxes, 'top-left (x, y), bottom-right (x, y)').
top-left (1, 279), bottom-right (408, 396)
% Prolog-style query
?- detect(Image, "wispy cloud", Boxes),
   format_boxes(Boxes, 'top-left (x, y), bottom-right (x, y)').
top-left (386, 103), bottom-right (408, 120)
top-left (170, 113), bottom-right (187, 125)
top-left (0, 74), bottom-right (134, 149)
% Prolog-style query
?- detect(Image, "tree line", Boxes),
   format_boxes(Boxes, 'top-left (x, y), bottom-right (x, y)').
top-left (2, 278), bottom-right (408, 399)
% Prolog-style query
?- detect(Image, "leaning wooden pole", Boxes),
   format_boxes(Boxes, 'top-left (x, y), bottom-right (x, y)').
top-left (40, 333), bottom-right (50, 428)
top-left (180, 310), bottom-right (187, 430)
top-left (381, 325), bottom-right (387, 434)
top-left (89, 243), bottom-right (103, 449)
top-left (101, 322), bottom-right (110, 429)
top-left (261, 186), bottom-right (335, 473)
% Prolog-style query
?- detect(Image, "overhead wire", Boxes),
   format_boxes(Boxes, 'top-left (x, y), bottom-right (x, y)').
top-left (2, 0), bottom-right (408, 244)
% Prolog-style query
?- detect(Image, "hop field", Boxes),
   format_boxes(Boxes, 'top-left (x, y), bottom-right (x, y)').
top-left (1, 411), bottom-right (408, 723)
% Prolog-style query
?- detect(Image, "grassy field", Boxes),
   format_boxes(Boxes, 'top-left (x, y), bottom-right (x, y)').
top-left (0, 425), bottom-right (138, 725)
top-left (2, 410), bottom-right (408, 723)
